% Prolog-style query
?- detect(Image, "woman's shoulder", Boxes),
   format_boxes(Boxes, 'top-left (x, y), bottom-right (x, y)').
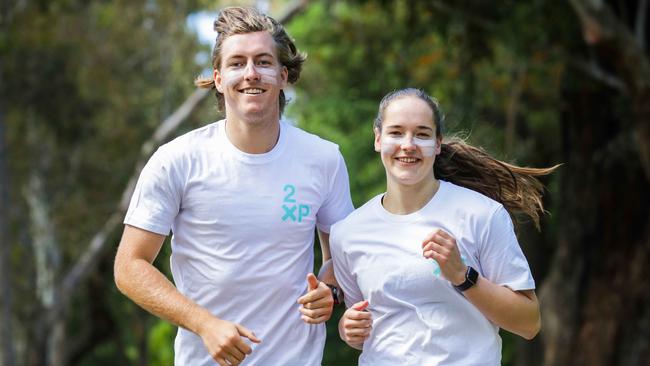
top-left (331, 194), bottom-right (382, 233)
top-left (440, 180), bottom-right (504, 216)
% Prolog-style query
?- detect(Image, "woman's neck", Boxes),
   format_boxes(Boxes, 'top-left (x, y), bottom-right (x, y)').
top-left (383, 178), bottom-right (440, 215)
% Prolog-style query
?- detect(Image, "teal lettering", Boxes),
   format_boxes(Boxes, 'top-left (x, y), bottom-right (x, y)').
top-left (282, 204), bottom-right (297, 221)
top-left (298, 204), bottom-right (310, 222)
top-left (283, 184), bottom-right (296, 203)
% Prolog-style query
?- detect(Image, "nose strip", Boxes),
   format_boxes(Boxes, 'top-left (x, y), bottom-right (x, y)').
top-left (381, 136), bottom-right (436, 157)
top-left (222, 66), bottom-right (279, 87)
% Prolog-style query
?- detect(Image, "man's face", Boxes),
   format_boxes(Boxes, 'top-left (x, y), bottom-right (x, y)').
top-left (214, 31), bottom-right (288, 124)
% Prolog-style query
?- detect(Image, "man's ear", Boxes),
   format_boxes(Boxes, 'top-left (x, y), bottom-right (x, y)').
top-left (374, 128), bottom-right (382, 152)
top-left (214, 69), bottom-right (223, 93)
top-left (280, 66), bottom-right (288, 88)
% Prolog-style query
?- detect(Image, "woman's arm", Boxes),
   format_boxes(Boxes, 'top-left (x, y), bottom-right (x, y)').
top-left (422, 229), bottom-right (541, 339)
top-left (461, 276), bottom-right (540, 339)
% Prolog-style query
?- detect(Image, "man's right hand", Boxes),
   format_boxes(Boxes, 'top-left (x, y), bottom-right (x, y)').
top-left (198, 317), bottom-right (262, 366)
top-left (339, 300), bottom-right (371, 349)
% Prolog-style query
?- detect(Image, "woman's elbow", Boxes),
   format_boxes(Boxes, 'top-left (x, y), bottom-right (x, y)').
top-left (521, 312), bottom-right (541, 340)
top-left (518, 290), bottom-right (541, 340)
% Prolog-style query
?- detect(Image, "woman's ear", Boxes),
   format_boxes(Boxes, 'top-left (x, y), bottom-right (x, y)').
top-left (374, 128), bottom-right (382, 152)
top-left (435, 136), bottom-right (442, 156)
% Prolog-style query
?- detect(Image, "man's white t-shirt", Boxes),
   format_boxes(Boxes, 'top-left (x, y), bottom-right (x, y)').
top-left (125, 120), bottom-right (353, 365)
top-left (330, 180), bottom-right (535, 366)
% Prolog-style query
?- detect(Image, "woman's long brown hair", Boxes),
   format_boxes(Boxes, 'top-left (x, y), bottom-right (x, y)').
top-left (375, 88), bottom-right (560, 230)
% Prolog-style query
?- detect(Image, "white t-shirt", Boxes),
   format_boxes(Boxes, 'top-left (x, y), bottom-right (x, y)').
top-left (330, 180), bottom-right (535, 366)
top-left (125, 120), bottom-right (354, 365)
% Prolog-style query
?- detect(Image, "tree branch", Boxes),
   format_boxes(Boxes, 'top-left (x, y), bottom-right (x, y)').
top-left (55, 88), bottom-right (209, 318)
top-left (569, 0), bottom-right (650, 180)
top-left (568, 57), bottom-right (628, 93)
top-left (569, 0), bottom-right (650, 93)
top-left (49, 0), bottom-right (312, 322)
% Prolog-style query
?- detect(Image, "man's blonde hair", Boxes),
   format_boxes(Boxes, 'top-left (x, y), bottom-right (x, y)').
top-left (195, 7), bottom-right (306, 114)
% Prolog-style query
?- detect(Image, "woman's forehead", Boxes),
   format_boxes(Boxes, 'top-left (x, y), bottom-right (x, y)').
top-left (383, 99), bottom-right (436, 129)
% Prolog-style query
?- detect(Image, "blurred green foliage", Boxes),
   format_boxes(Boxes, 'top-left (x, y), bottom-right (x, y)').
top-left (1, 0), bottom-right (592, 365)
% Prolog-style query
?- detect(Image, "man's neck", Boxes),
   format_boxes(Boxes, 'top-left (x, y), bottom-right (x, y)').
top-left (224, 115), bottom-right (281, 154)
top-left (383, 178), bottom-right (440, 215)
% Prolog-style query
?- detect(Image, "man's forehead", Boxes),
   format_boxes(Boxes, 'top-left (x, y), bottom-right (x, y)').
top-left (221, 31), bottom-right (278, 58)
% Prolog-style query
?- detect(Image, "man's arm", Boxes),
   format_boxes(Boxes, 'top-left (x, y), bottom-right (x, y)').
top-left (114, 225), bottom-right (260, 366)
top-left (296, 230), bottom-right (336, 324)
top-left (316, 231), bottom-right (337, 285)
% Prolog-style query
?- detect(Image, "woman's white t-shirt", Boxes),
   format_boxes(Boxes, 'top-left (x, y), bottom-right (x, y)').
top-left (330, 180), bottom-right (535, 366)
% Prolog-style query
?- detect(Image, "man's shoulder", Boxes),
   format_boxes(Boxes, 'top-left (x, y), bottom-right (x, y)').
top-left (158, 120), bottom-right (222, 155)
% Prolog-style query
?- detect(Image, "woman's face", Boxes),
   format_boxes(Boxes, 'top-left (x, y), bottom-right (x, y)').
top-left (374, 96), bottom-right (441, 187)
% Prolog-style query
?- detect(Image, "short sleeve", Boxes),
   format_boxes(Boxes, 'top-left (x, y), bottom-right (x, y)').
top-left (330, 223), bottom-right (364, 308)
top-left (124, 146), bottom-right (183, 235)
top-left (316, 151), bottom-right (354, 233)
top-left (478, 206), bottom-right (535, 291)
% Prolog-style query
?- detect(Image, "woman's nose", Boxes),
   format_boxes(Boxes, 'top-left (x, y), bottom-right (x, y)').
top-left (400, 136), bottom-right (417, 150)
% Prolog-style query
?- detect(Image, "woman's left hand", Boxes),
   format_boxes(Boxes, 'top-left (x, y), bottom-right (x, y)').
top-left (421, 229), bottom-right (467, 286)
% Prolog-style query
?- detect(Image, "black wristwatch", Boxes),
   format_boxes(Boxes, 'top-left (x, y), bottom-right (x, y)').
top-left (454, 266), bottom-right (479, 292)
top-left (326, 284), bottom-right (343, 306)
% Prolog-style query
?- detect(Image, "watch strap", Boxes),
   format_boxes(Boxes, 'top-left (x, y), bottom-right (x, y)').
top-left (326, 284), bottom-right (343, 306)
top-left (454, 266), bottom-right (479, 292)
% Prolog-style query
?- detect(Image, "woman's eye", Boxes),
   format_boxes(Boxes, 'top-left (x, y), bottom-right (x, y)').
top-left (258, 60), bottom-right (272, 66)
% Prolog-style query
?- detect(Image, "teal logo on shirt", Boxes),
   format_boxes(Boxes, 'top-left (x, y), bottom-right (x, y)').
top-left (282, 184), bottom-right (310, 223)
top-left (432, 255), bottom-right (467, 277)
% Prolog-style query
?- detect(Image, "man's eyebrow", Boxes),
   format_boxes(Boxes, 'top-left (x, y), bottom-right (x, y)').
top-left (224, 53), bottom-right (275, 61)
top-left (256, 52), bottom-right (275, 58)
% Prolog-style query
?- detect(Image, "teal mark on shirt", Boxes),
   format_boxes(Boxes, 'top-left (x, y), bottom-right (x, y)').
top-left (432, 254), bottom-right (467, 277)
top-left (282, 184), bottom-right (310, 223)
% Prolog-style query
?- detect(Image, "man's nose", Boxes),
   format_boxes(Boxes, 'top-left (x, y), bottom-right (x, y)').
top-left (244, 62), bottom-right (261, 81)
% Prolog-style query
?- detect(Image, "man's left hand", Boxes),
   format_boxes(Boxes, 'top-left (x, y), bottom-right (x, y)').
top-left (297, 273), bottom-right (334, 324)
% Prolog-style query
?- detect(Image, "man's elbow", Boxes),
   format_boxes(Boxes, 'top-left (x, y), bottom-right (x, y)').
top-left (113, 254), bottom-right (131, 296)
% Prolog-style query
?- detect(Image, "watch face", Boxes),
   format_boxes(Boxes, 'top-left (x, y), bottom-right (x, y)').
top-left (467, 266), bottom-right (478, 284)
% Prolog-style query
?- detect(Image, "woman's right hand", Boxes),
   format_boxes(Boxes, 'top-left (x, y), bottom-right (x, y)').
top-left (339, 300), bottom-right (372, 349)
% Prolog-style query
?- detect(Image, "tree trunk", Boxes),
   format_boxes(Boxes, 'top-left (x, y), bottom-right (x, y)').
top-left (539, 86), bottom-right (650, 365)
top-left (0, 64), bottom-right (16, 366)
top-left (538, 2), bottom-right (650, 365)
